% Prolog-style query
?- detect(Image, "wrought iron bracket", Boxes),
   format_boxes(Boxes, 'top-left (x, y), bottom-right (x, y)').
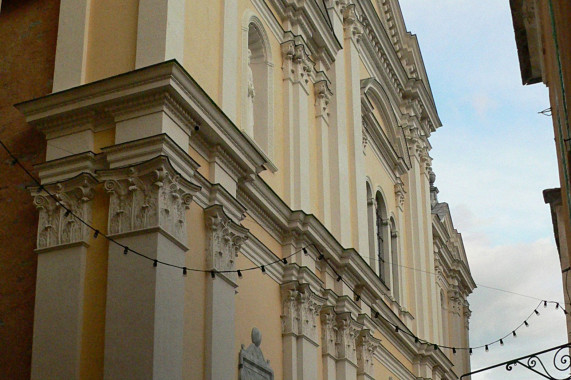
top-left (460, 342), bottom-right (571, 379)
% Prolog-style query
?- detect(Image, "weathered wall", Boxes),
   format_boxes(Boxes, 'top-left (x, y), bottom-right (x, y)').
top-left (0, 1), bottom-right (59, 379)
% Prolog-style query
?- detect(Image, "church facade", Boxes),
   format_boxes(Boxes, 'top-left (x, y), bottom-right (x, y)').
top-left (0, 0), bottom-right (474, 379)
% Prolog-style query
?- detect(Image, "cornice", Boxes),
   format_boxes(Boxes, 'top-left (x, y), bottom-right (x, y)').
top-left (15, 60), bottom-right (273, 178)
top-left (268, 0), bottom-right (341, 69)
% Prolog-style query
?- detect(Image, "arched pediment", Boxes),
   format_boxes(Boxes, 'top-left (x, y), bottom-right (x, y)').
top-left (361, 78), bottom-right (410, 174)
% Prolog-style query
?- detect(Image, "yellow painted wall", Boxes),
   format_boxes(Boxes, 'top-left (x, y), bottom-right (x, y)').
top-left (85, 0), bottom-right (138, 83)
top-left (241, 215), bottom-right (283, 258)
top-left (234, 254), bottom-right (284, 379)
top-left (374, 331), bottom-right (414, 373)
top-left (184, 203), bottom-right (207, 380)
top-left (80, 186), bottom-right (110, 379)
top-left (94, 128), bottom-right (115, 153)
top-left (374, 358), bottom-right (400, 380)
top-left (308, 84), bottom-right (321, 219)
top-left (184, 0), bottom-right (223, 103)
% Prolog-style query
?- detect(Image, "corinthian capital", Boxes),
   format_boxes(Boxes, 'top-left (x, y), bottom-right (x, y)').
top-left (281, 40), bottom-right (314, 89)
top-left (204, 205), bottom-right (249, 283)
top-left (281, 282), bottom-right (326, 344)
top-left (100, 156), bottom-right (200, 247)
top-left (336, 312), bottom-right (363, 364)
top-left (357, 330), bottom-right (381, 378)
top-left (314, 74), bottom-right (333, 122)
top-left (343, 4), bottom-right (363, 43)
top-left (32, 173), bottom-right (97, 250)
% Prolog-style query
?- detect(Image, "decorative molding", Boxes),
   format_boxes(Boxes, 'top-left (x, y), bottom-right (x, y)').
top-left (100, 156), bottom-right (200, 247)
top-left (362, 128), bottom-right (369, 155)
top-left (205, 204), bottom-right (249, 284)
top-left (239, 327), bottom-right (274, 380)
top-left (281, 282), bottom-right (326, 344)
top-left (32, 173), bottom-right (98, 251)
top-left (357, 329), bottom-right (381, 378)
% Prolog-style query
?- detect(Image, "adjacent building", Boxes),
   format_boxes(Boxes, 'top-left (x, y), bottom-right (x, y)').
top-left (509, 0), bottom-right (571, 341)
top-left (0, 0), bottom-right (475, 379)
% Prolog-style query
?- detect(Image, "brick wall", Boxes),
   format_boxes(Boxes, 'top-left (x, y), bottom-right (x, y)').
top-left (0, 1), bottom-right (60, 378)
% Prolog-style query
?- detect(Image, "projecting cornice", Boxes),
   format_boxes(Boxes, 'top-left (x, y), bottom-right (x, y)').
top-left (268, 0), bottom-right (341, 70)
top-left (15, 60), bottom-right (274, 178)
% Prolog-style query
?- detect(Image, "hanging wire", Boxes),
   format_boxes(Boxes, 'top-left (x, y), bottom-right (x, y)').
top-left (0, 137), bottom-right (567, 353)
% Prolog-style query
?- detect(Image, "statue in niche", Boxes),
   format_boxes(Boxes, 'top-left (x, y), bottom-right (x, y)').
top-left (239, 327), bottom-right (274, 380)
top-left (246, 48), bottom-right (256, 135)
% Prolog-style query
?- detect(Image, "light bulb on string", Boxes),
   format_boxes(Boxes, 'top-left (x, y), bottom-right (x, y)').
top-left (395, 326), bottom-right (399, 333)
top-left (544, 300), bottom-right (548, 308)
top-left (237, 270), bottom-right (242, 278)
top-left (183, 267), bottom-right (187, 276)
top-left (65, 209), bottom-right (71, 217)
top-left (123, 247), bottom-right (129, 255)
top-left (261, 265), bottom-right (266, 274)
top-left (282, 258), bottom-right (288, 264)
top-left (94, 230), bottom-right (99, 238)
top-left (534, 309), bottom-right (540, 315)
top-left (485, 345), bottom-right (489, 352)
top-left (500, 339), bottom-right (504, 346)
top-left (303, 248), bottom-right (308, 255)
top-left (153, 260), bottom-right (158, 267)
top-left (452, 348), bottom-right (456, 355)
top-left (469, 348), bottom-right (473, 355)
top-left (524, 321), bottom-right (529, 327)
top-left (336, 275), bottom-right (342, 282)
top-left (433, 344), bottom-right (438, 351)
top-left (512, 331), bottom-right (517, 338)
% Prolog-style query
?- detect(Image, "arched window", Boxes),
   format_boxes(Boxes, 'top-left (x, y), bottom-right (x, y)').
top-left (390, 217), bottom-right (399, 302)
top-left (366, 182), bottom-right (376, 268)
top-left (375, 191), bottom-right (389, 284)
top-left (242, 14), bottom-right (274, 157)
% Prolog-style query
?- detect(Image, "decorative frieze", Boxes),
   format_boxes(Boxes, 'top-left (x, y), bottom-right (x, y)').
top-left (336, 312), bottom-right (362, 364)
top-left (281, 282), bottom-right (326, 344)
top-left (281, 40), bottom-right (313, 90)
top-left (100, 156), bottom-right (200, 246)
top-left (32, 173), bottom-right (97, 250)
top-left (356, 330), bottom-right (381, 378)
top-left (204, 204), bottom-right (249, 281)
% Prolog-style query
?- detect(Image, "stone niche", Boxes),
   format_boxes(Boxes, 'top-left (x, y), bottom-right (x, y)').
top-left (239, 328), bottom-right (274, 380)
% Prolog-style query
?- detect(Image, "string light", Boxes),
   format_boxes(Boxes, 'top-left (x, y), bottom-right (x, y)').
top-left (0, 138), bottom-right (568, 355)
top-left (452, 348), bottom-right (456, 354)
top-left (500, 339), bottom-right (504, 346)
top-left (395, 326), bottom-right (399, 333)
top-left (210, 270), bottom-right (215, 279)
top-left (355, 293), bottom-right (361, 302)
top-left (123, 247), bottom-right (129, 255)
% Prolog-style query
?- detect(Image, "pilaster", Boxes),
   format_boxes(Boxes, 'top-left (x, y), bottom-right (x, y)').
top-left (30, 174), bottom-right (97, 380)
top-left (356, 330), bottom-right (381, 380)
top-left (335, 312), bottom-right (362, 379)
top-left (343, 3), bottom-right (368, 257)
top-left (204, 205), bottom-right (249, 380)
top-left (100, 156), bottom-right (199, 380)
top-left (314, 74), bottom-right (333, 228)
top-left (281, 39), bottom-right (312, 211)
top-left (281, 282), bottom-right (326, 380)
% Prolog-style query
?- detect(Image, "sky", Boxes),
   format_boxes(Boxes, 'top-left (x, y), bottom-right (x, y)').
top-left (398, 1), bottom-right (567, 379)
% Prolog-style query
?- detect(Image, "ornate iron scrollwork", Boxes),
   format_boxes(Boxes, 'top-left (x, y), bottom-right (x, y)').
top-left (460, 343), bottom-right (571, 379)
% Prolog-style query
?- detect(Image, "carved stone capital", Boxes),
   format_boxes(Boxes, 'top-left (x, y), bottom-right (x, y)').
top-left (342, 4), bottom-right (363, 43)
top-left (100, 156), bottom-right (200, 247)
top-left (362, 128), bottom-right (369, 155)
top-left (320, 306), bottom-right (338, 356)
top-left (204, 205), bottom-right (249, 283)
top-left (336, 313), bottom-right (362, 364)
top-left (357, 330), bottom-right (381, 378)
top-left (281, 40), bottom-right (313, 90)
top-left (281, 282), bottom-right (326, 344)
top-left (394, 177), bottom-right (406, 210)
top-left (314, 77), bottom-right (333, 122)
top-left (32, 173), bottom-right (97, 250)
